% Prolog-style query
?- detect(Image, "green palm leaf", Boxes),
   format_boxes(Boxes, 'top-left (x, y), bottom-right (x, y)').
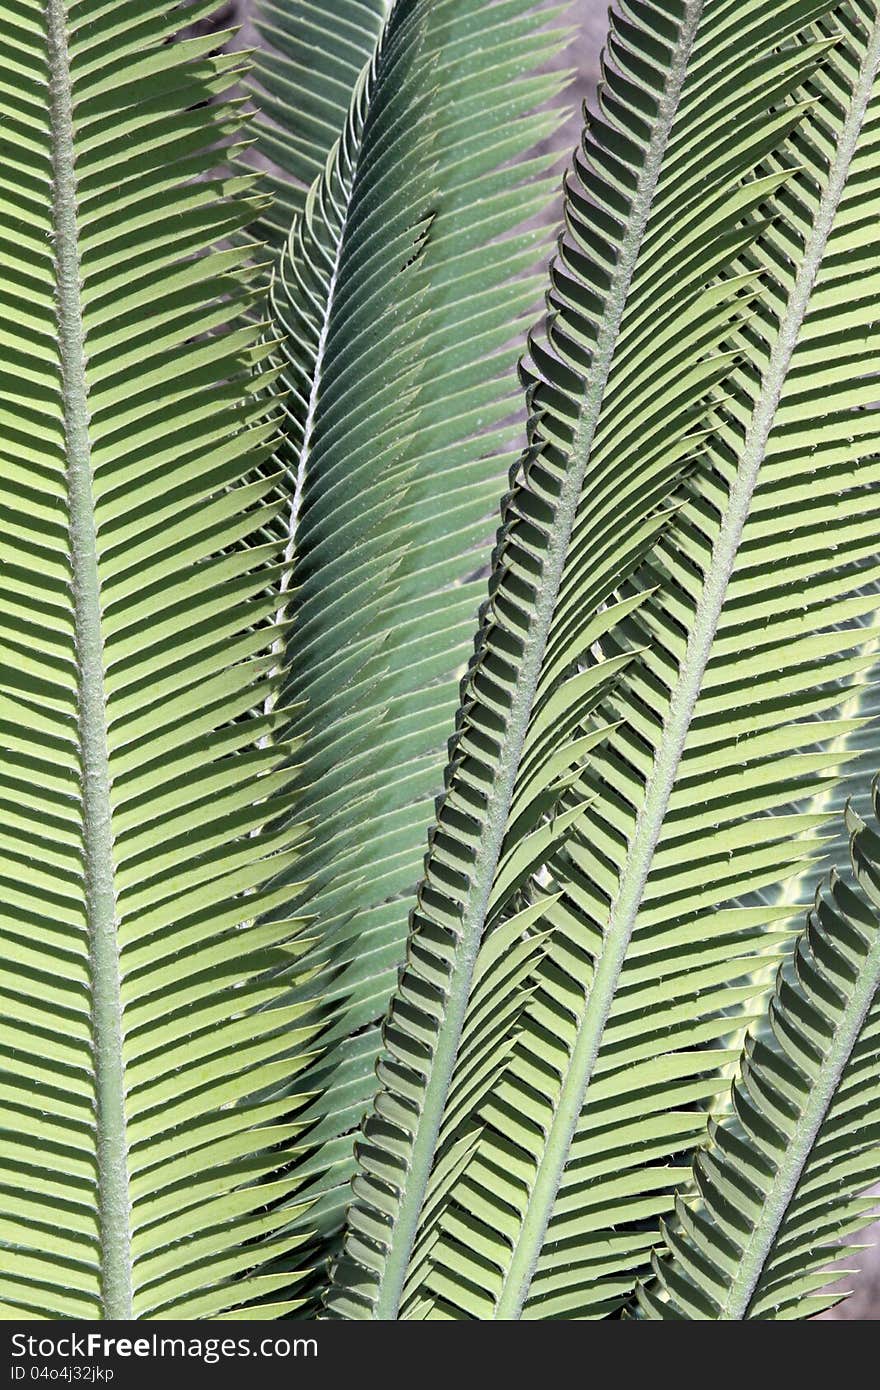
top-left (639, 789), bottom-right (880, 1320)
top-left (247, 0), bottom-right (393, 242)
top-left (757, 600), bottom-right (880, 918)
top-left (261, 0), bottom-right (571, 1285)
top-left (0, 0), bottom-right (309, 1321)
top-left (328, 0), bottom-right (880, 1321)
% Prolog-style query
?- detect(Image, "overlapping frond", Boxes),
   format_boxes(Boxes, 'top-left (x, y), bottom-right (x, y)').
top-left (0, 0), bottom-right (309, 1320)
top-left (329, 0), bottom-right (858, 1321)
top-left (247, 0), bottom-right (392, 242)
top-left (640, 788), bottom-right (880, 1320)
top-left (262, 0), bottom-right (571, 1290)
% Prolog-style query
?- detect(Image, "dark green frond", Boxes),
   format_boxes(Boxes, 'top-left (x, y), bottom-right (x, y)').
top-left (263, 0), bottom-right (571, 1298)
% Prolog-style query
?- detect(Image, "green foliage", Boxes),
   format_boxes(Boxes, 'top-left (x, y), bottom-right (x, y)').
top-left (4, 0), bottom-right (880, 1326)
top-left (640, 792), bottom-right (880, 1320)
top-left (263, 0), bottom-right (569, 1294)
top-left (329, 0), bottom-right (880, 1321)
top-left (0, 0), bottom-right (310, 1320)
top-left (247, 0), bottom-right (392, 241)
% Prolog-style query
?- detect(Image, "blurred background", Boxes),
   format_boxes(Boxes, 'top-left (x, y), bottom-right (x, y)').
top-left (198, 0), bottom-right (879, 1319)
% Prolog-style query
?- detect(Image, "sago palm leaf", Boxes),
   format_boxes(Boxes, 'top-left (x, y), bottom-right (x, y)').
top-left (0, 0), bottom-right (309, 1321)
top-left (328, 0), bottom-right (880, 1321)
top-left (247, 0), bottom-right (393, 243)
top-left (761, 597), bottom-right (880, 912)
top-left (639, 789), bottom-right (880, 1320)
top-left (262, 0), bottom-right (570, 1280)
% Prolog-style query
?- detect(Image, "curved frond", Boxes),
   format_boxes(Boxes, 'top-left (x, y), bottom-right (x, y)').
top-left (263, 0), bottom-right (571, 1292)
top-left (639, 789), bottom-right (880, 1320)
top-left (0, 0), bottom-right (308, 1320)
top-left (329, 0), bottom-right (856, 1321)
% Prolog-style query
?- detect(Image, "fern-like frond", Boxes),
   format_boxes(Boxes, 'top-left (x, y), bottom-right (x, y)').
top-left (756, 594), bottom-right (880, 925)
top-left (0, 0), bottom-right (309, 1320)
top-left (639, 789), bottom-right (880, 1320)
top-left (246, 0), bottom-right (392, 242)
top-left (261, 0), bottom-right (571, 1289)
top-left (328, 0), bottom-right (854, 1321)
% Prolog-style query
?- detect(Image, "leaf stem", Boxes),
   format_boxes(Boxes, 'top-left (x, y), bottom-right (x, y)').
top-left (47, 0), bottom-right (132, 1321)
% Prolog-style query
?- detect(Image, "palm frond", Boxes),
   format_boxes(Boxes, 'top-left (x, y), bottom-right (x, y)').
top-left (639, 788), bottom-right (880, 1320)
top-left (247, 0), bottom-right (393, 243)
top-left (757, 597), bottom-right (880, 919)
top-left (261, 0), bottom-right (571, 1290)
top-left (328, 0), bottom-right (880, 1321)
top-left (0, 0), bottom-right (308, 1321)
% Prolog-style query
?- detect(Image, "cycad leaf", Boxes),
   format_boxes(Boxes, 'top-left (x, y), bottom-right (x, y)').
top-left (639, 789), bottom-right (880, 1320)
top-left (247, 0), bottom-right (393, 242)
top-left (425, 0), bottom-right (880, 1321)
top-left (263, 0), bottom-right (571, 1287)
top-left (0, 0), bottom-right (308, 1320)
top-left (329, 0), bottom-right (856, 1321)
top-left (757, 598), bottom-right (880, 926)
